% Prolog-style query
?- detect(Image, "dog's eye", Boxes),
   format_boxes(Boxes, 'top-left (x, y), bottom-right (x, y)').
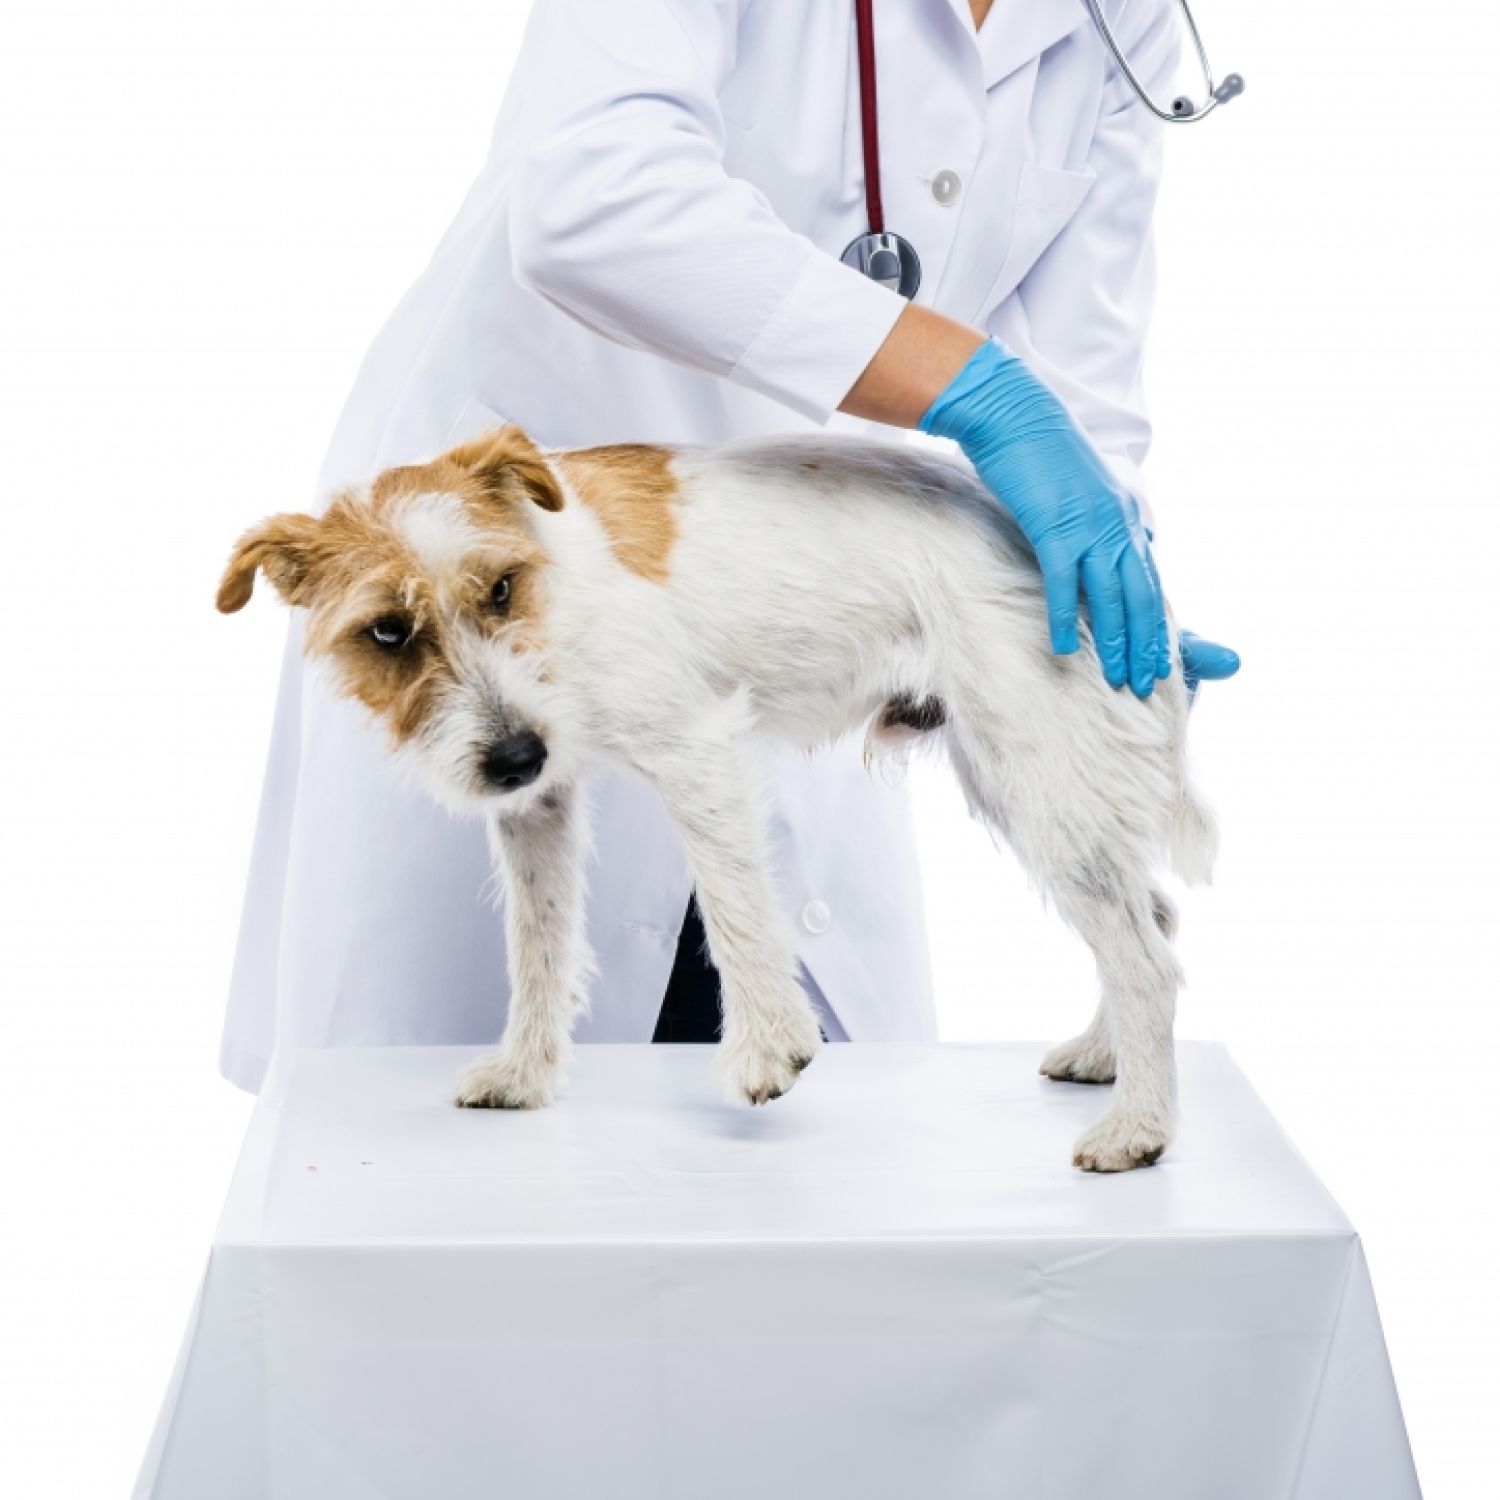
top-left (490, 575), bottom-right (512, 612)
top-left (367, 616), bottom-right (413, 651)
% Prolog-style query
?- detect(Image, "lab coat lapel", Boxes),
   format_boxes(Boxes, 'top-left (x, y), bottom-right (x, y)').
top-left (944, 0), bottom-right (1090, 89)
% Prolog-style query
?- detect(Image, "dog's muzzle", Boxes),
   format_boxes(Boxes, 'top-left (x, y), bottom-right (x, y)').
top-left (481, 731), bottom-right (548, 792)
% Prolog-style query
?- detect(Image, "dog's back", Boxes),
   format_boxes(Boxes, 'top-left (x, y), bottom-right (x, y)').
top-left (636, 434), bottom-right (1215, 884)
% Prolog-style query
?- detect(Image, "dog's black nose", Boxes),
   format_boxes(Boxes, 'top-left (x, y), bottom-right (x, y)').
top-left (482, 731), bottom-right (547, 791)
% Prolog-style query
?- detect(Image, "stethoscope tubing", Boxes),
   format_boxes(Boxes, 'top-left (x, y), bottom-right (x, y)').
top-left (843, 0), bottom-right (922, 297)
top-left (842, 0), bottom-right (1241, 299)
top-left (1082, 0), bottom-right (1243, 122)
top-left (854, 0), bottom-right (886, 233)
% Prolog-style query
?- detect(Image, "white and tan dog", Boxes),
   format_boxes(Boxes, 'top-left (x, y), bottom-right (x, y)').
top-left (219, 426), bottom-right (1216, 1171)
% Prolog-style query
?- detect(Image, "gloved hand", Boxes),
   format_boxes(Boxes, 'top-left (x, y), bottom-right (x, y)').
top-left (920, 341), bottom-right (1168, 698)
top-left (1179, 630), bottom-right (1240, 699)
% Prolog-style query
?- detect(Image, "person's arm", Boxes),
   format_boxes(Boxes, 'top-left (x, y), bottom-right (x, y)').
top-left (507, 0), bottom-right (1186, 695)
top-left (507, 0), bottom-right (906, 424)
top-left (851, 2), bottom-right (1240, 698)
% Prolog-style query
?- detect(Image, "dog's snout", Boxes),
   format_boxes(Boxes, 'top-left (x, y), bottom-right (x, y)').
top-left (481, 731), bottom-right (548, 792)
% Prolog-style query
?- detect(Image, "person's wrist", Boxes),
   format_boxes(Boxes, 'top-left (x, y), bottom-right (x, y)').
top-left (837, 306), bottom-right (984, 428)
top-left (917, 339), bottom-right (1016, 444)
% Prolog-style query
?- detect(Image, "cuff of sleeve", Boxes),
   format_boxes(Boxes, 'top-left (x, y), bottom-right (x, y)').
top-left (1101, 451), bottom-right (1155, 536)
top-left (729, 249), bottom-right (908, 424)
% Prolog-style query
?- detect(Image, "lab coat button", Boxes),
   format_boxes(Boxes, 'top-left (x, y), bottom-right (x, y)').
top-left (930, 169), bottom-right (962, 206)
top-left (801, 899), bottom-right (832, 935)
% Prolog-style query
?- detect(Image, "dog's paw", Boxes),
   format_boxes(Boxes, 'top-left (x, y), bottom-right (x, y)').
top-left (715, 1005), bottom-right (823, 1107)
top-left (1071, 1109), bottom-right (1171, 1173)
top-left (1040, 1033), bottom-right (1117, 1086)
top-left (454, 1050), bottom-right (555, 1110)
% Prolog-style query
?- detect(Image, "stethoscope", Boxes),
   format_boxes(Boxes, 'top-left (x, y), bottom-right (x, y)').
top-left (841, 0), bottom-right (1245, 300)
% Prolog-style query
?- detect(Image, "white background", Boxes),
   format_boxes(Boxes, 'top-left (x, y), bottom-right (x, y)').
top-left (1, 0), bottom-right (1494, 1493)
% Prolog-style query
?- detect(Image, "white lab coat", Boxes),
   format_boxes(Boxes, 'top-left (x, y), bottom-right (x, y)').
top-left (221, 0), bottom-right (1179, 1091)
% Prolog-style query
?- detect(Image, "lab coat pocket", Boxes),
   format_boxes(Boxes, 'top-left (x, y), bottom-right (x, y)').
top-left (982, 160), bottom-right (1097, 312)
top-left (446, 395), bottom-right (510, 445)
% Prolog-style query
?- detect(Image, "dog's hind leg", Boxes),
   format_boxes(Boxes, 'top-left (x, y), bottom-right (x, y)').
top-left (1039, 999), bottom-right (1117, 1085)
top-left (637, 694), bottom-right (823, 1105)
top-left (947, 725), bottom-right (1182, 1170)
top-left (1036, 889), bottom-right (1175, 1086)
top-left (945, 738), bottom-right (1112, 1086)
top-left (1061, 884), bottom-right (1181, 1172)
top-left (455, 784), bottom-right (594, 1109)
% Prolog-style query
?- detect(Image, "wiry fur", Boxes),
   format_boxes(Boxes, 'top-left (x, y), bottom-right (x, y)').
top-left (220, 425), bottom-right (1217, 1171)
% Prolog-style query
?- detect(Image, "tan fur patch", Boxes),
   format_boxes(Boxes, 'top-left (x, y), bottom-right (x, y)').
top-left (557, 445), bottom-right (678, 582)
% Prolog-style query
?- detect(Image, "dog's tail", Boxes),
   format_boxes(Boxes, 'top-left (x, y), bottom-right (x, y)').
top-left (1156, 627), bottom-right (1219, 887)
top-left (1167, 780), bottom-right (1218, 886)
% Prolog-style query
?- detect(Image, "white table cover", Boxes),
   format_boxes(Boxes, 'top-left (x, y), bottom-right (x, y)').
top-left (135, 1044), bottom-right (1420, 1499)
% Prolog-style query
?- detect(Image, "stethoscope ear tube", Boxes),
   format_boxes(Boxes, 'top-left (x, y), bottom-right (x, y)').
top-left (1084, 0), bottom-right (1245, 123)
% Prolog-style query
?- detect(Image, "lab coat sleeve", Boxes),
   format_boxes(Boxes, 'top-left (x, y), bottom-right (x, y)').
top-left (506, 0), bottom-right (906, 424)
top-left (993, 0), bottom-right (1182, 521)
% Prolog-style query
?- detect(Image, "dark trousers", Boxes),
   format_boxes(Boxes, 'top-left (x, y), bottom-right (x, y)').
top-left (651, 897), bottom-right (723, 1044)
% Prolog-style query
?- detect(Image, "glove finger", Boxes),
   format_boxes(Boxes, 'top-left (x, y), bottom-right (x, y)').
top-left (1040, 561), bottom-right (1081, 656)
top-left (1119, 542), bottom-right (1164, 699)
top-left (1179, 630), bottom-right (1241, 684)
top-left (1079, 551), bottom-right (1128, 689)
top-left (1140, 544), bottom-right (1172, 679)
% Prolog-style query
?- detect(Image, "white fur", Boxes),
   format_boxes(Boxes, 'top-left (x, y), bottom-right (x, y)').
top-left (393, 491), bottom-right (482, 572)
top-left (392, 435), bottom-right (1215, 1171)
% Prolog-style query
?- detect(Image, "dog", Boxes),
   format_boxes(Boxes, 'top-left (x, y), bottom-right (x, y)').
top-left (218, 424), bottom-right (1216, 1171)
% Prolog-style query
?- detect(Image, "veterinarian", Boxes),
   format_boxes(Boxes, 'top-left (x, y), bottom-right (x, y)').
top-left (221, 0), bottom-right (1239, 1091)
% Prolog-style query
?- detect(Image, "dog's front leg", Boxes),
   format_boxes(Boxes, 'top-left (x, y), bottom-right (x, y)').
top-left (645, 714), bottom-right (823, 1105)
top-left (455, 787), bottom-right (593, 1109)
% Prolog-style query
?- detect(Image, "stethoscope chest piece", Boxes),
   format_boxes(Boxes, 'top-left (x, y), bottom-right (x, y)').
top-left (841, 230), bottom-right (921, 300)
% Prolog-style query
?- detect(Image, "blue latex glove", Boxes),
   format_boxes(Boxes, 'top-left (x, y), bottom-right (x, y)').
top-left (1179, 630), bottom-right (1240, 700)
top-left (921, 341), bottom-right (1168, 697)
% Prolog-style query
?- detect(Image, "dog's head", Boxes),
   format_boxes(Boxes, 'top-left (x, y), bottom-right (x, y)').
top-left (219, 425), bottom-right (572, 814)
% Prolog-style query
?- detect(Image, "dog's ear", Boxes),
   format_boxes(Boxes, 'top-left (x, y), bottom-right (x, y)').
top-left (446, 425), bottom-right (565, 513)
top-left (216, 513), bottom-right (329, 613)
